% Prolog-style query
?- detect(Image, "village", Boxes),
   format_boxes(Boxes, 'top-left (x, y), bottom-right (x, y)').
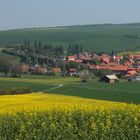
top-left (19, 49), bottom-right (140, 83)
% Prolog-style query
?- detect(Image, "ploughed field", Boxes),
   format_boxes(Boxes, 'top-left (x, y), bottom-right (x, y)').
top-left (0, 76), bottom-right (140, 139)
top-left (1, 24), bottom-right (140, 52)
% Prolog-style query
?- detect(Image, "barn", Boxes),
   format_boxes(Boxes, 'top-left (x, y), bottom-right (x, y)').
top-left (100, 75), bottom-right (118, 83)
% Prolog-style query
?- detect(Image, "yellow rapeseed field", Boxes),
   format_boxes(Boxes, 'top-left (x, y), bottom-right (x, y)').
top-left (0, 93), bottom-right (140, 139)
top-left (0, 92), bottom-right (139, 114)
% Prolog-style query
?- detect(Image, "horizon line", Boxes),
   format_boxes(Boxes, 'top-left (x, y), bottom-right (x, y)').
top-left (1, 22), bottom-right (140, 32)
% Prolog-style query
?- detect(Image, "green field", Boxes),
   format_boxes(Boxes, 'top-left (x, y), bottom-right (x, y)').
top-left (1, 24), bottom-right (140, 52)
top-left (0, 76), bottom-right (140, 104)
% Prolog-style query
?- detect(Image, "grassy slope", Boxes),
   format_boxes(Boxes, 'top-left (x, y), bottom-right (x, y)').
top-left (1, 24), bottom-right (140, 52)
top-left (0, 76), bottom-right (140, 104)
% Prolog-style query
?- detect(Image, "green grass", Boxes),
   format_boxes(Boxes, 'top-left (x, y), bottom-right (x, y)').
top-left (50, 80), bottom-right (140, 104)
top-left (0, 76), bottom-right (140, 104)
top-left (1, 24), bottom-right (140, 52)
top-left (0, 78), bottom-right (55, 92)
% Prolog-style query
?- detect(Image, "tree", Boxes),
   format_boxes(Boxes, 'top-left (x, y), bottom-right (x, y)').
top-left (79, 70), bottom-right (90, 82)
top-left (93, 58), bottom-right (100, 65)
top-left (95, 69), bottom-right (112, 77)
top-left (66, 61), bottom-right (79, 71)
top-left (0, 56), bottom-right (20, 76)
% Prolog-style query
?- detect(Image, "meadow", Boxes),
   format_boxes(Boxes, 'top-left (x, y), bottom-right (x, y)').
top-left (0, 76), bottom-right (140, 104)
top-left (1, 24), bottom-right (140, 52)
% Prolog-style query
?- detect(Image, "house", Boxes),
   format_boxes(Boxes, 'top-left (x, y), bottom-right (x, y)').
top-left (101, 57), bottom-right (110, 64)
top-left (95, 64), bottom-right (128, 74)
top-left (100, 75), bottom-right (118, 83)
top-left (68, 68), bottom-right (77, 76)
top-left (67, 56), bottom-right (76, 61)
top-left (128, 75), bottom-right (140, 81)
top-left (75, 60), bottom-right (83, 63)
top-left (124, 61), bottom-right (132, 67)
top-left (35, 67), bottom-right (47, 74)
top-left (99, 54), bottom-right (111, 64)
top-left (114, 56), bottom-right (123, 63)
top-left (33, 64), bottom-right (47, 74)
top-left (126, 70), bottom-right (137, 77)
top-left (136, 75), bottom-right (140, 81)
top-left (53, 68), bottom-right (61, 74)
top-left (80, 56), bottom-right (93, 64)
top-left (129, 54), bottom-right (140, 59)
top-left (20, 63), bottom-right (30, 73)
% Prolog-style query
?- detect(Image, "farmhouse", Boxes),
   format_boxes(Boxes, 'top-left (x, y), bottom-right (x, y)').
top-left (68, 68), bottom-right (77, 76)
top-left (100, 75), bottom-right (118, 83)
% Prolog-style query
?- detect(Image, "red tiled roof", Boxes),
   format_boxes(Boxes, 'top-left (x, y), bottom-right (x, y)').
top-left (75, 60), bottom-right (83, 63)
top-left (80, 57), bottom-right (93, 61)
top-left (101, 57), bottom-right (110, 64)
top-left (69, 68), bottom-right (77, 72)
top-left (67, 56), bottom-right (76, 60)
top-left (127, 70), bottom-right (137, 76)
top-left (129, 54), bottom-right (140, 58)
top-left (124, 61), bottom-right (131, 67)
top-left (95, 64), bottom-right (128, 71)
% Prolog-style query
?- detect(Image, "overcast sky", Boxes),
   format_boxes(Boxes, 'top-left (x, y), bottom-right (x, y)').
top-left (0, 0), bottom-right (140, 30)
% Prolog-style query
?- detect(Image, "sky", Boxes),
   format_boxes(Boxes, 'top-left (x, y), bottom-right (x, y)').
top-left (0, 0), bottom-right (140, 30)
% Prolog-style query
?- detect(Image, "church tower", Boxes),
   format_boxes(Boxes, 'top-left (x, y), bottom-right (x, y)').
top-left (111, 49), bottom-right (116, 61)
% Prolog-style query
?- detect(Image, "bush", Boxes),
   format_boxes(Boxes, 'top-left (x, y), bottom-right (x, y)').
top-left (95, 69), bottom-right (113, 77)
top-left (0, 87), bottom-right (32, 95)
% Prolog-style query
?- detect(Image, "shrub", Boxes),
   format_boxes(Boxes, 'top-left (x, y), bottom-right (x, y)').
top-left (0, 87), bottom-right (32, 95)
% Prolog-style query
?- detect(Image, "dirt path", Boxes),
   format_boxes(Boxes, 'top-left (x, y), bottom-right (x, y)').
top-left (41, 84), bottom-right (64, 92)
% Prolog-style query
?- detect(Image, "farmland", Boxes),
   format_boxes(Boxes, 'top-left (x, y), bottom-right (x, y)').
top-left (0, 76), bottom-right (140, 104)
top-left (1, 108), bottom-right (140, 140)
top-left (0, 76), bottom-right (140, 139)
top-left (1, 24), bottom-right (140, 52)
top-left (0, 93), bottom-right (140, 139)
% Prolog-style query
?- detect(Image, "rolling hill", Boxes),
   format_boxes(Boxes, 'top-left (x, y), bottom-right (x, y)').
top-left (1, 23), bottom-right (140, 52)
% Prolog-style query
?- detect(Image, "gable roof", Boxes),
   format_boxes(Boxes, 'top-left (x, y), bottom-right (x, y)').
top-left (67, 56), bottom-right (76, 60)
top-left (95, 64), bottom-right (128, 71)
top-left (105, 75), bottom-right (118, 80)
